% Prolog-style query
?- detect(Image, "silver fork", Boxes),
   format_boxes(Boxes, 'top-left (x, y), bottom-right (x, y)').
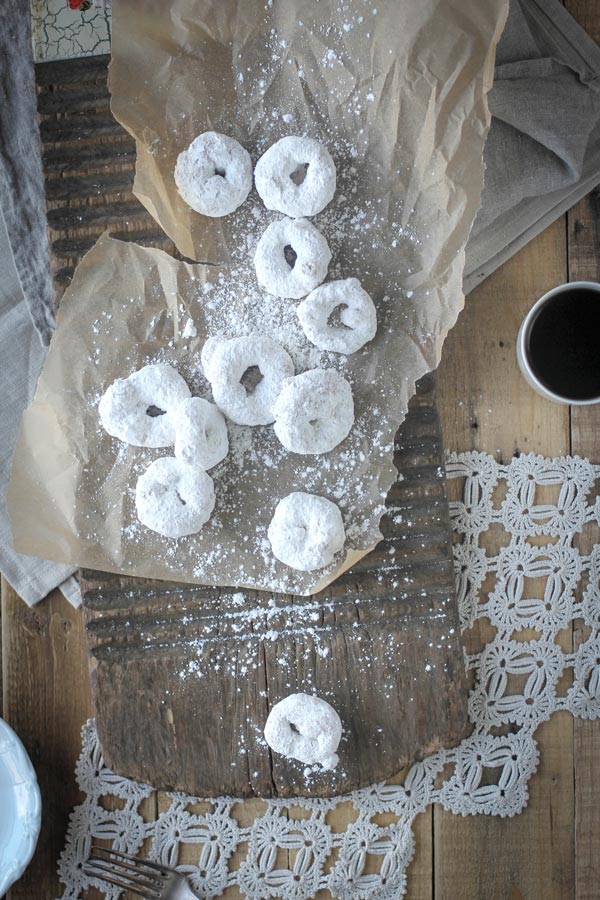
top-left (84, 845), bottom-right (198, 899)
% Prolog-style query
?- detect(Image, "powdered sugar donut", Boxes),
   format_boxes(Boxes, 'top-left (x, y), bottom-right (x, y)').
top-left (135, 457), bottom-right (215, 538)
top-left (201, 334), bottom-right (294, 426)
top-left (268, 491), bottom-right (346, 571)
top-left (254, 136), bottom-right (336, 218)
top-left (174, 132), bottom-right (252, 217)
top-left (98, 364), bottom-right (191, 448)
top-left (174, 397), bottom-right (228, 470)
top-left (254, 217), bottom-right (331, 299)
top-left (264, 692), bottom-right (342, 770)
top-left (298, 278), bottom-right (377, 354)
top-left (273, 369), bottom-right (354, 455)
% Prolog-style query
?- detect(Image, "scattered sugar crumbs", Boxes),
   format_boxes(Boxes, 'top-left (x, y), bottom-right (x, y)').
top-left (77, 7), bottom-right (454, 782)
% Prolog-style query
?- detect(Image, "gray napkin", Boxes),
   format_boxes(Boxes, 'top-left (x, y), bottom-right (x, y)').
top-left (0, 203), bottom-right (80, 607)
top-left (1, 0), bottom-right (56, 346)
top-left (0, 0), bottom-right (79, 606)
top-left (465, 0), bottom-right (600, 291)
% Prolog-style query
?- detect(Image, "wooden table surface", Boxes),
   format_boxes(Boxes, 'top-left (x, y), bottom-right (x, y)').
top-left (2, 1), bottom-right (600, 897)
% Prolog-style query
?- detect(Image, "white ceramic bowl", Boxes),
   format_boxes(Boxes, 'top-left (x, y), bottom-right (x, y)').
top-left (0, 718), bottom-right (42, 894)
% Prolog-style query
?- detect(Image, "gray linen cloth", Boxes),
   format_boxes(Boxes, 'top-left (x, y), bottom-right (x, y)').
top-left (2, 0), bottom-right (56, 346)
top-left (0, 205), bottom-right (80, 607)
top-left (2, 0), bottom-right (600, 606)
top-left (465, 0), bottom-right (600, 291)
top-left (0, 0), bottom-right (79, 606)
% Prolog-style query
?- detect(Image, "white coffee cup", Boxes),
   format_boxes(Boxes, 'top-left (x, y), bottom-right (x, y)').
top-left (516, 280), bottom-right (600, 406)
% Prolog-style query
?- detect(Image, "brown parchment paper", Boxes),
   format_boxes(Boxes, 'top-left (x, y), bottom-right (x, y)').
top-left (8, 0), bottom-right (508, 595)
top-left (110, 0), bottom-right (508, 269)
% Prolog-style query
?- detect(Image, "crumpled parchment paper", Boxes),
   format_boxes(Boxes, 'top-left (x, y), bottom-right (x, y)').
top-left (8, 0), bottom-right (508, 595)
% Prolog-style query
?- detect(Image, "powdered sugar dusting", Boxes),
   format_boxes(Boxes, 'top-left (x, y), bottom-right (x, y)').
top-left (73, 3), bottom-right (445, 601)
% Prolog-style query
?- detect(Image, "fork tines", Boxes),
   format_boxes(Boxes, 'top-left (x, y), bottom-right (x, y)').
top-left (84, 845), bottom-right (169, 899)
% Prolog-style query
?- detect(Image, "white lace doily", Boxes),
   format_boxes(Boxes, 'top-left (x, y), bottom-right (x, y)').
top-left (57, 452), bottom-right (600, 900)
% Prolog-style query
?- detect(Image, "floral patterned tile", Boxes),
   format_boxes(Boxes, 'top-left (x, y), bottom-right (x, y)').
top-left (30, 0), bottom-right (111, 63)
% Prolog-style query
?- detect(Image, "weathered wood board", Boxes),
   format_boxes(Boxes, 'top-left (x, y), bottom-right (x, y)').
top-left (39, 55), bottom-right (468, 798)
top-left (81, 374), bottom-right (468, 798)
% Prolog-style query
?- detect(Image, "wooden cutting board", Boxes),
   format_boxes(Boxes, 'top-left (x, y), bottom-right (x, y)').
top-left (39, 55), bottom-right (469, 798)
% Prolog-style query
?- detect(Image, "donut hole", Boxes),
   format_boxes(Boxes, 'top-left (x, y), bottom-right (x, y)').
top-left (240, 365), bottom-right (264, 395)
top-left (308, 418), bottom-right (324, 440)
top-left (283, 244), bottom-right (298, 269)
top-left (213, 166), bottom-right (227, 178)
top-left (290, 162), bottom-right (309, 186)
top-left (175, 490), bottom-right (187, 507)
top-left (289, 721), bottom-right (300, 734)
top-left (146, 404), bottom-right (167, 418)
top-left (327, 303), bottom-right (351, 329)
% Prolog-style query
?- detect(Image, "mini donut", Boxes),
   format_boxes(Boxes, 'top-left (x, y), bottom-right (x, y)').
top-left (272, 369), bottom-right (354, 455)
top-left (201, 334), bottom-right (294, 426)
top-left (264, 692), bottom-right (342, 770)
top-left (174, 132), bottom-right (252, 217)
top-left (254, 136), bottom-right (336, 218)
top-left (98, 364), bottom-right (191, 448)
top-left (173, 397), bottom-right (229, 470)
top-left (254, 217), bottom-right (331, 299)
top-left (298, 278), bottom-right (377, 354)
top-left (135, 457), bottom-right (215, 539)
top-left (267, 491), bottom-right (346, 571)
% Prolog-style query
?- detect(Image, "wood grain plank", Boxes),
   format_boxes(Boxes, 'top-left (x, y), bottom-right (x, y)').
top-left (567, 186), bottom-right (600, 900)
top-left (405, 811), bottom-right (433, 900)
top-left (565, 0), bottom-right (600, 45)
top-left (434, 220), bottom-right (574, 900)
top-left (564, 7), bottom-right (600, 898)
top-left (438, 218), bottom-right (570, 460)
top-left (1, 580), bottom-right (92, 900)
top-left (567, 187), bottom-right (600, 287)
